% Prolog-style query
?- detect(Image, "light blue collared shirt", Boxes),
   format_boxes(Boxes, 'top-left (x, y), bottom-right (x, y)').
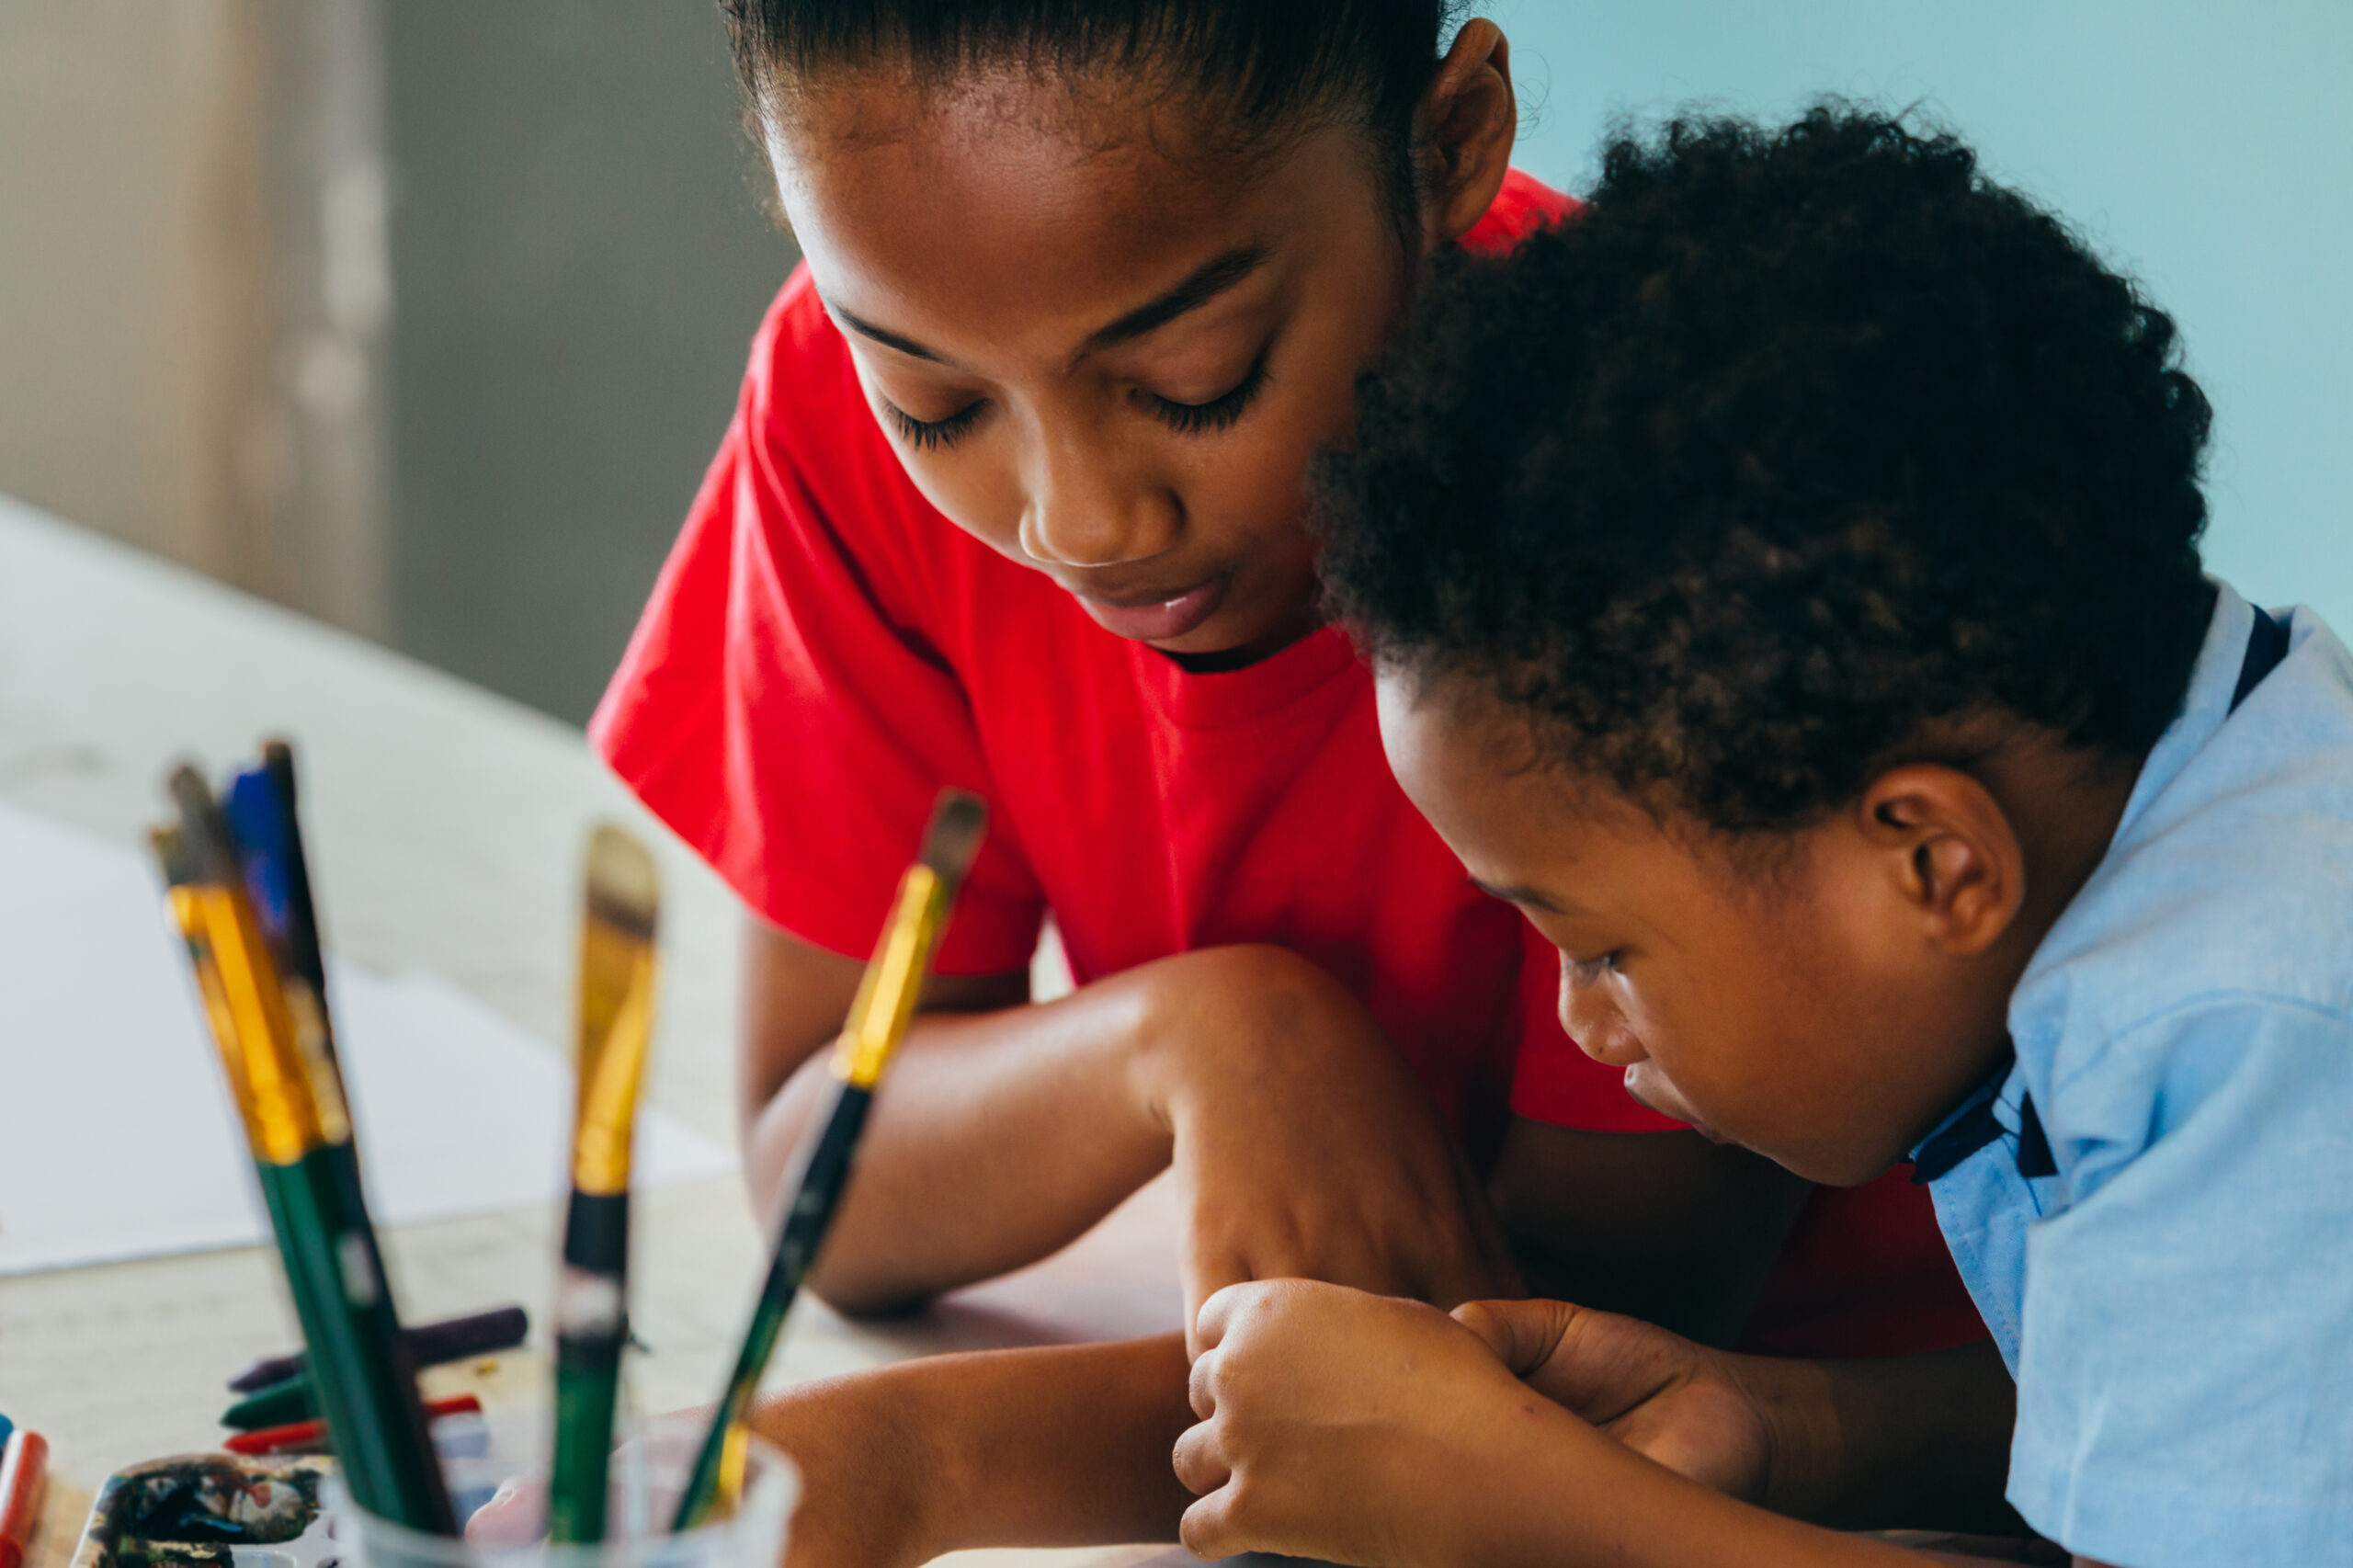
top-left (1916, 581), bottom-right (2353, 1567)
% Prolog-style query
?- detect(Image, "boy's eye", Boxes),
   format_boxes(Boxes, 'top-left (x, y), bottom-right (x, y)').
top-left (1144, 348), bottom-right (1272, 436)
top-left (881, 397), bottom-right (987, 451)
top-left (1564, 950), bottom-right (1621, 986)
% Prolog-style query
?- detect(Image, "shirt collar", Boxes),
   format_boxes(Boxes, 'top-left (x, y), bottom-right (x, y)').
top-left (2111, 579), bottom-right (2254, 845)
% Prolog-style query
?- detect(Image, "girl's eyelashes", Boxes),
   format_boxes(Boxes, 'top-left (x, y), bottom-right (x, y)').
top-left (879, 345), bottom-right (1273, 449)
top-left (881, 397), bottom-right (986, 451)
top-left (1144, 348), bottom-right (1272, 436)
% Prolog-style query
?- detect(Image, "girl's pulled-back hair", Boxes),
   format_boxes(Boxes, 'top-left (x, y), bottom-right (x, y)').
top-left (718, 0), bottom-right (1462, 232)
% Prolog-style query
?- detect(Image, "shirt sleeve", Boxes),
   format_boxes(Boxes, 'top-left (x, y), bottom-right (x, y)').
top-left (589, 285), bottom-right (1046, 976)
top-left (1506, 920), bottom-right (1682, 1133)
top-left (2006, 996), bottom-right (2353, 1565)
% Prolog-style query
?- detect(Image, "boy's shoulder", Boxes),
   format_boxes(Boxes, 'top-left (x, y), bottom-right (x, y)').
top-left (2012, 585), bottom-right (2353, 1145)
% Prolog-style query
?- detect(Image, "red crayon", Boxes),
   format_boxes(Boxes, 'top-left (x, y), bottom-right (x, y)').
top-left (223, 1395), bottom-right (482, 1459)
top-left (0, 1429), bottom-right (49, 1568)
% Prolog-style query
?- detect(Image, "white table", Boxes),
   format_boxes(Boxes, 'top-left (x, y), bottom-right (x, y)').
top-left (0, 495), bottom-right (1192, 1568)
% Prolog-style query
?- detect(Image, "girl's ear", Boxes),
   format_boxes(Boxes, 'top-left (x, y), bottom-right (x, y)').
top-left (1419, 18), bottom-right (1518, 247)
top-left (1856, 765), bottom-right (2029, 958)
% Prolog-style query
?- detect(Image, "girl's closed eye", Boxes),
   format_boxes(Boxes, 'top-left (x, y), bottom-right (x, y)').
top-left (881, 397), bottom-right (987, 451)
top-left (1144, 347), bottom-right (1272, 436)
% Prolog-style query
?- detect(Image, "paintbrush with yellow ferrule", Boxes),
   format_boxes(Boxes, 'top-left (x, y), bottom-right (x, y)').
top-left (548, 824), bottom-right (662, 1544)
top-left (153, 768), bottom-right (454, 1535)
top-left (670, 789), bottom-right (987, 1531)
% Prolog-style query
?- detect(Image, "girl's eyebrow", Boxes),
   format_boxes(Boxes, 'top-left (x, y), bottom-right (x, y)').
top-left (1083, 241), bottom-right (1272, 351)
top-left (828, 302), bottom-right (961, 367)
top-left (824, 240), bottom-right (1273, 371)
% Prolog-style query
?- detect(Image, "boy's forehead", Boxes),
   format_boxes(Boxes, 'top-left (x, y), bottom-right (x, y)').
top-left (1373, 665), bottom-right (1661, 871)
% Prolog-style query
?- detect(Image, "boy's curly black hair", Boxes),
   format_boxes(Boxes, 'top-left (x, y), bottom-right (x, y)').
top-left (1317, 104), bottom-right (2218, 832)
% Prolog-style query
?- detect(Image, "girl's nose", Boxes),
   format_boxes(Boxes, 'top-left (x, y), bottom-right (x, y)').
top-left (1559, 958), bottom-right (1647, 1067)
top-left (1019, 436), bottom-right (1181, 568)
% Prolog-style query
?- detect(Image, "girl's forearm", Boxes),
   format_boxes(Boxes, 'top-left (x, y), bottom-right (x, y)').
top-left (1454, 1397), bottom-right (1950, 1568)
top-left (745, 971), bottom-right (1176, 1313)
top-left (1717, 1340), bottom-right (2018, 1533)
top-left (752, 1335), bottom-right (1195, 1566)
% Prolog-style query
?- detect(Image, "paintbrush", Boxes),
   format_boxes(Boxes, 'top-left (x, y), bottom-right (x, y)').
top-left (549, 824), bottom-right (662, 1543)
top-left (669, 789), bottom-right (987, 1531)
top-left (154, 767), bottom-right (455, 1535)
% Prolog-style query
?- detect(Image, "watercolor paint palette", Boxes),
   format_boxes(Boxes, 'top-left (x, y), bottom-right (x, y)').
top-left (70, 1455), bottom-right (341, 1568)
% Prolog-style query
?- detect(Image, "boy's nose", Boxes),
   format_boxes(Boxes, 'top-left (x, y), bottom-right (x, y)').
top-left (1559, 960), bottom-right (1646, 1067)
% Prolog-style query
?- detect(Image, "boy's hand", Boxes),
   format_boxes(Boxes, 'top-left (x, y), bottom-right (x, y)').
top-left (1453, 1296), bottom-right (1779, 1504)
top-left (1173, 1278), bottom-right (1552, 1562)
top-left (1136, 945), bottom-right (1521, 1355)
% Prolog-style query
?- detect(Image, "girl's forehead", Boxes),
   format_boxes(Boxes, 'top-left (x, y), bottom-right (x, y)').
top-left (768, 89), bottom-right (1380, 362)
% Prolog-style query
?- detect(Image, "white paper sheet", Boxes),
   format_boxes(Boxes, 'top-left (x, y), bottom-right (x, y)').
top-left (0, 800), bottom-right (734, 1276)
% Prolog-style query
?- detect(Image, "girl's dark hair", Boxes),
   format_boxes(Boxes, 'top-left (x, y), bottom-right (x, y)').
top-left (1319, 105), bottom-right (2218, 835)
top-left (718, 0), bottom-right (1462, 233)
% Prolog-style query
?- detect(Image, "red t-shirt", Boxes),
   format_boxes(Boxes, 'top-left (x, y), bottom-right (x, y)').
top-left (592, 169), bottom-right (1984, 1358)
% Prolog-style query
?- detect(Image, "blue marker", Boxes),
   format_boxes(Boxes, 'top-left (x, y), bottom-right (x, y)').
top-left (0, 1413), bottom-right (13, 1448)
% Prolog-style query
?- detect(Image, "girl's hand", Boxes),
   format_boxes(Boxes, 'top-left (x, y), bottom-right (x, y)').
top-left (1172, 1278), bottom-right (1566, 1563)
top-left (1453, 1296), bottom-right (1781, 1505)
top-left (1135, 945), bottom-right (1523, 1356)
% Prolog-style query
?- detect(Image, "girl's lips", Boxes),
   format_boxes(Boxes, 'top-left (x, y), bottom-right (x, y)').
top-left (1076, 574), bottom-right (1230, 642)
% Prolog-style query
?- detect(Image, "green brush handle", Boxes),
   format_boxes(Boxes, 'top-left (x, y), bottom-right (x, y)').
top-left (549, 1190), bottom-right (630, 1543)
top-left (260, 1147), bottom-right (455, 1534)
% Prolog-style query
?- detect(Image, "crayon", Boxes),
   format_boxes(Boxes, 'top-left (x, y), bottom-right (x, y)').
top-left (226, 1304), bottom-right (530, 1394)
top-left (0, 1429), bottom-right (49, 1568)
top-left (224, 1395), bottom-right (482, 1459)
top-left (671, 790), bottom-right (985, 1532)
top-left (222, 1373), bottom-right (313, 1432)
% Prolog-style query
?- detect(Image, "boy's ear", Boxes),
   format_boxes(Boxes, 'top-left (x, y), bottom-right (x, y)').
top-left (1855, 765), bottom-right (2028, 957)
top-left (1419, 18), bottom-right (1518, 247)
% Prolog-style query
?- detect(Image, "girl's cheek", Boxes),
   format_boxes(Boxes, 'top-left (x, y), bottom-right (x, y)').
top-left (897, 443), bottom-right (1029, 556)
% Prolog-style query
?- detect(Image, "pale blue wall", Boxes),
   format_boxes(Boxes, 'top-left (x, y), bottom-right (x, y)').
top-left (1483, 0), bottom-right (2353, 633)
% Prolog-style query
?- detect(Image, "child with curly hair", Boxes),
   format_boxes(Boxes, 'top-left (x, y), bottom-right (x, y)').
top-left (1168, 105), bottom-right (2353, 1567)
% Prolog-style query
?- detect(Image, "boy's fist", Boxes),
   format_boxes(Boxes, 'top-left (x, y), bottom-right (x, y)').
top-left (1173, 1278), bottom-right (1545, 1562)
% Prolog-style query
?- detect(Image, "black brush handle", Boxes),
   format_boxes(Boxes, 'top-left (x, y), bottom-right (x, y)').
top-left (671, 1081), bottom-right (871, 1530)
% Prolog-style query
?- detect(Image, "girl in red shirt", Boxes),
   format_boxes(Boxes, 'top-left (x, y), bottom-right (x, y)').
top-left (596, 0), bottom-right (1978, 1377)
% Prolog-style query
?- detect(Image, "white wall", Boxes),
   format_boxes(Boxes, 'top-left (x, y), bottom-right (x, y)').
top-left (0, 0), bottom-right (392, 636)
top-left (1483, 0), bottom-right (2353, 633)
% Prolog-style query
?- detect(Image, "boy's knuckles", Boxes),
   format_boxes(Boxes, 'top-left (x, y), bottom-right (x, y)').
top-left (1187, 1349), bottom-right (1222, 1416)
top-left (1178, 1488), bottom-right (1248, 1560)
top-left (1170, 1425), bottom-right (1229, 1494)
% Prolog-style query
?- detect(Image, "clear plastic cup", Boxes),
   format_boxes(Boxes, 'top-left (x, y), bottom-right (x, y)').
top-left (335, 1413), bottom-right (799, 1568)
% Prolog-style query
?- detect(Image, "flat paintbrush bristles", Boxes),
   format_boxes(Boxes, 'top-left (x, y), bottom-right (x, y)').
top-left (917, 790), bottom-right (987, 890)
top-left (573, 824), bottom-right (660, 1196)
top-left (168, 765), bottom-right (245, 887)
top-left (163, 767), bottom-right (335, 1165)
top-left (583, 824), bottom-right (659, 942)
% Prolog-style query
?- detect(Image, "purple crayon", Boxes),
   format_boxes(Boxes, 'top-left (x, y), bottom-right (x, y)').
top-left (227, 1305), bottom-right (529, 1393)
